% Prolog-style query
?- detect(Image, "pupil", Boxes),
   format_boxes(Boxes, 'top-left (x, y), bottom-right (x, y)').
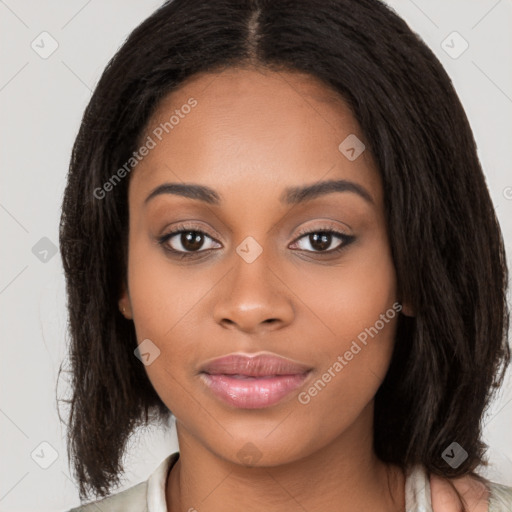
top-left (182, 231), bottom-right (203, 251)
top-left (310, 232), bottom-right (331, 251)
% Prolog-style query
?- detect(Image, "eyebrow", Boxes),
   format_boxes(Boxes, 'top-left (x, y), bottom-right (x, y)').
top-left (144, 179), bottom-right (374, 206)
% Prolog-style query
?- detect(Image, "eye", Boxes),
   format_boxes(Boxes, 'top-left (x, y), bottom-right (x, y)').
top-left (290, 227), bottom-right (355, 254)
top-left (157, 223), bottom-right (356, 257)
top-left (157, 223), bottom-right (221, 255)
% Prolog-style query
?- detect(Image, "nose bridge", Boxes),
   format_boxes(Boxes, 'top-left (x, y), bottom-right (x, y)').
top-left (233, 235), bottom-right (274, 293)
top-left (212, 235), bottom-right (294, 332)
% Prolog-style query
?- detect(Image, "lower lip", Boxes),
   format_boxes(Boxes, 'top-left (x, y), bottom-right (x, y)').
top-left (200, 372), bottom-right (311, 409)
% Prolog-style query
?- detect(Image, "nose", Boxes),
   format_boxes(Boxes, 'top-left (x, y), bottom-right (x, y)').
top-left (212, 251), bottom-right (295, 334)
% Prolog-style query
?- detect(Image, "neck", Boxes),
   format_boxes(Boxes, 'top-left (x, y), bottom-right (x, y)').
top-left (166, 402), bottom-right (404, 512)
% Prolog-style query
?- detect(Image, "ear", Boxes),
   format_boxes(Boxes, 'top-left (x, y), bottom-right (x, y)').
top-left (396, 295), bottom-right (415, 317)
top-left (400, 302), bottom-right (415, 317)
top-left (118, 280), bottom-right (133, 319)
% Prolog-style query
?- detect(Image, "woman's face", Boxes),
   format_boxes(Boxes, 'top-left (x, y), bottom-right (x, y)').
top-left (120, 66), bottom-right (404, 466)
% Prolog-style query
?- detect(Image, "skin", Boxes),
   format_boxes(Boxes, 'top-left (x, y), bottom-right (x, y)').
top-left (118, 66), bottom-right (488, 512)
top-left (431, 474), bottom-right (490, 512)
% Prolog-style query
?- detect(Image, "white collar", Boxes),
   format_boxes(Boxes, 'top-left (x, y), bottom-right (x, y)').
top-left (405, 464), bottom-right (433, 511)
top-left (147, 452), bottom-right (180, 512)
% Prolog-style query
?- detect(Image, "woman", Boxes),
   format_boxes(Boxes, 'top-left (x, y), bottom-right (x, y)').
top-left (59, 0), bottom-right (512, 510)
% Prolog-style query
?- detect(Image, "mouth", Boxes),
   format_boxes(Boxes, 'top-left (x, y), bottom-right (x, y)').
top-left (199, 372), bottom-right (312, 409)
top-left (199, 353), bottom-right (313, 409)
top-left (199, 352), bottom-right (312, 376)
top-left (214, 374), bottom-right (294, 379)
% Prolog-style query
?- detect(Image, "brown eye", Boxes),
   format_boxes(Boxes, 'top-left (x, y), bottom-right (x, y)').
top-left (158, 226), bottom-right (221, 254)
top-left (290, 229), bottom-right (355, 254)
top-left (177, 231), bottom-right (206, 252)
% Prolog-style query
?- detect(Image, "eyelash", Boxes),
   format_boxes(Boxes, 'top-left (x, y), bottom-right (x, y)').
top-left (157, 223), bottom-right (356, 258)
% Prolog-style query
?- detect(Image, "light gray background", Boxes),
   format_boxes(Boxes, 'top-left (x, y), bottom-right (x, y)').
top-left (1, 1), bottom-right (511, 511)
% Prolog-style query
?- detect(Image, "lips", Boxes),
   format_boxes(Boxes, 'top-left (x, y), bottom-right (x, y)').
top-left (199, 353), bottom-right (312, 409)
top-left (199, 353), bottom-right (312, 377)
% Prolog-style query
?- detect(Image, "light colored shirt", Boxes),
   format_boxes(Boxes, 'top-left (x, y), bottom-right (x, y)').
top-left (67, 451), bottom-right (512, 512)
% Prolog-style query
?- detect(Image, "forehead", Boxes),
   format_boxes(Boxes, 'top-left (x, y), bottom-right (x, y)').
top-left (129, 66), bottom-right (381, 208)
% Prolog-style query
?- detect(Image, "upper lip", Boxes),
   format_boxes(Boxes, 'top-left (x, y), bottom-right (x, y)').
top-left (200, 353), bottom-right (312, 377)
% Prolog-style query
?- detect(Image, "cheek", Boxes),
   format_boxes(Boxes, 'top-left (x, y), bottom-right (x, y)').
top-left (126, 237), bottom-right (218, 407)
top-left (292, 238), bottom-right (398, 409)
top-left (295, 292), bottom-right (399, 444)
top-left (127, 233), bottom-right (207, 340)
top-left (289, 230), bottom-right (397, 345)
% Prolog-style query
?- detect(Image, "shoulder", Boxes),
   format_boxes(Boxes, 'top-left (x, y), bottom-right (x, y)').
top-left (65, 451), bottom-right (180, 512)
top-left (430, 472), bottom-right (512, 512)
top-left (66, 481), bottom-right (147, 512)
